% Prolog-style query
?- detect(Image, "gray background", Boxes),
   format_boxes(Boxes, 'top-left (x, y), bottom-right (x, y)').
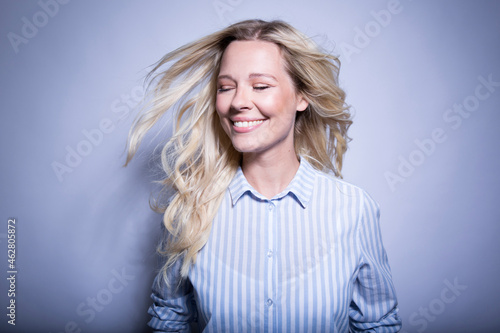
top-left (1, 1), bottom-right (499, 332)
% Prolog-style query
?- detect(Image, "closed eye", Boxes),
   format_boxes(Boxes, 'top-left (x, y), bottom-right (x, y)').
top-left (254, 85), bottom-right (270, 91)
top-left (217, 86), bottom-right (234, 93)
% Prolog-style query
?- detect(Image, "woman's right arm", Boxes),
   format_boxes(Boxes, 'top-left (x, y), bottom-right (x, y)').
top-left (147, 259), bottom-right (197, 333)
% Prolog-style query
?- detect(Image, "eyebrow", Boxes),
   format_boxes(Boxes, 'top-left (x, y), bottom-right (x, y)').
top-left (217, 73), bottom-right (278, 82)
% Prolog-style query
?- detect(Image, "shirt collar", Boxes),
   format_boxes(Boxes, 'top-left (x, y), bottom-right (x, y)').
top-left (228, 157), bottom-right (317, 208)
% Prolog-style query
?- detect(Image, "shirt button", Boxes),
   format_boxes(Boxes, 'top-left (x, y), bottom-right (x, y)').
top-left (266, 298), bottom-right (273, 307)
top-left (268, 203), bottom-right (274, 211)
top-left (267, 250), bottom-right (273, 258)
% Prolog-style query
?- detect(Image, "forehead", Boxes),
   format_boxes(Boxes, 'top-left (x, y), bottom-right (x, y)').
top-left (219, 40), bottom-right (286, 76)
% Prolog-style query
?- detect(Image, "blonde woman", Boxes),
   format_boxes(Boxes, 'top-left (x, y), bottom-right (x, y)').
top-left (127, 19), bottom-right (401, 332)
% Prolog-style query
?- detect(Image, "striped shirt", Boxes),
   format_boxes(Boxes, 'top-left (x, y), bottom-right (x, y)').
top-left (148, 158), bottom-right (402, 332)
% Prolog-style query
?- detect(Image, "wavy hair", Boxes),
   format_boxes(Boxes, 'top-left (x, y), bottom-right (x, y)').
top-left (126, 19), bottom-right (352, 282)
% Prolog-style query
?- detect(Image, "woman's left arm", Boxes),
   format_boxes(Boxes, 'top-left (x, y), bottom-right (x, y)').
top-left (349, 191), bottom-right (402, 332)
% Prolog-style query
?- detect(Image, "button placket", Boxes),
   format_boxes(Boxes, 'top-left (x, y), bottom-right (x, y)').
top-left (266, 200), bottom-right (275, 318)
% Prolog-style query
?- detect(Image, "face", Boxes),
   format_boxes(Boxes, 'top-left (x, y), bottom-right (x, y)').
top-left (215, 40), bottom-right (308, 158)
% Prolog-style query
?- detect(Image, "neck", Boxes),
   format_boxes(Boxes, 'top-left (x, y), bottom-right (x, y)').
top-left (241, 150), bottom-right (300, 199)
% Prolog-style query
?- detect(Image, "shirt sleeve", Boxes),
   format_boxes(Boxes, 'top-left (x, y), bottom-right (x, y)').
top-left (349, 191), bottom-right (402, 332)
top-left (147, 258), bottom-right (197, 333)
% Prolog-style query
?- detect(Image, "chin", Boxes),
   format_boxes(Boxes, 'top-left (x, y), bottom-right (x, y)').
top-left (232, 146), bottom-right (253, 154)
top-left (231, 143), bottom-right (260, 154)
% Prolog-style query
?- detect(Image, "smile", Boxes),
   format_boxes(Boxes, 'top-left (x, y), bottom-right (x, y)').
top-left (233, 120), bottom-right (264, 128)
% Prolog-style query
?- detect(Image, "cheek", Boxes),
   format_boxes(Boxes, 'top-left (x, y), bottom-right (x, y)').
top-left (215, 92), bottom-right (231, 111)
top-left (215, 99), bottom-right (226, 119)
top-left (215, 99), bottom-right (231, 132)
top-left (215, 98), bottom-right (222, 115)
top-left (260, 88), bottom-right (295, 113)
top-left (255, 94), bottom-right (283, 115)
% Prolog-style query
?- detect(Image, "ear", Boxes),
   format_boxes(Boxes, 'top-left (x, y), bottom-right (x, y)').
top-left (296, 94), bottom-right (309, 112)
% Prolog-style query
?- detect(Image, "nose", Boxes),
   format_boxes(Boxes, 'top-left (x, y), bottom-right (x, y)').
top-left (231, 86), bottom-right (252, 111)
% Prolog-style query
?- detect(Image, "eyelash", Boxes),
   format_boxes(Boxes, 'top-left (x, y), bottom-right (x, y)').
top-left (217, 85), bottom-right (270, 93)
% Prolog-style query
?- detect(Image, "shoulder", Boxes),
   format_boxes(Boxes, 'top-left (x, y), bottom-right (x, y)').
top-left (315, 170), bottom-right (376, 203)
top-left (312, 172), bottom-right (380, 227)
top-left (298, 158), bottom-right (379, 214)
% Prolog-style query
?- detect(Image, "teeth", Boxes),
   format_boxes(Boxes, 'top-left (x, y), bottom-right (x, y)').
top-left (233, 120), bottom-right (264, 128)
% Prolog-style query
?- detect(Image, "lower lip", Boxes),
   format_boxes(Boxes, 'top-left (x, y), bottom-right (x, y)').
top-left (232, 121), bottom-right (265, 133)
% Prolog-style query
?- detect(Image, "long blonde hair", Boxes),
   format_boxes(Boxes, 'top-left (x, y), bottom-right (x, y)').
top-left (126, 19), bottom-right (352, 281)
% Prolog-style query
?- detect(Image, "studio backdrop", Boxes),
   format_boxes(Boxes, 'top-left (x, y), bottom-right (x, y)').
top-left (1, 1), bottom-right (499, 332)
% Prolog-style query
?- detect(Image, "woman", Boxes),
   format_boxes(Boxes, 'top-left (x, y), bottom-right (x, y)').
top-left (126, 19), bottom-right (401, 332)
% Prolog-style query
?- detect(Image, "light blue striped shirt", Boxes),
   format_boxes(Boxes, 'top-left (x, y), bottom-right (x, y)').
top-left (148, 158), bottom-right (401, 332)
